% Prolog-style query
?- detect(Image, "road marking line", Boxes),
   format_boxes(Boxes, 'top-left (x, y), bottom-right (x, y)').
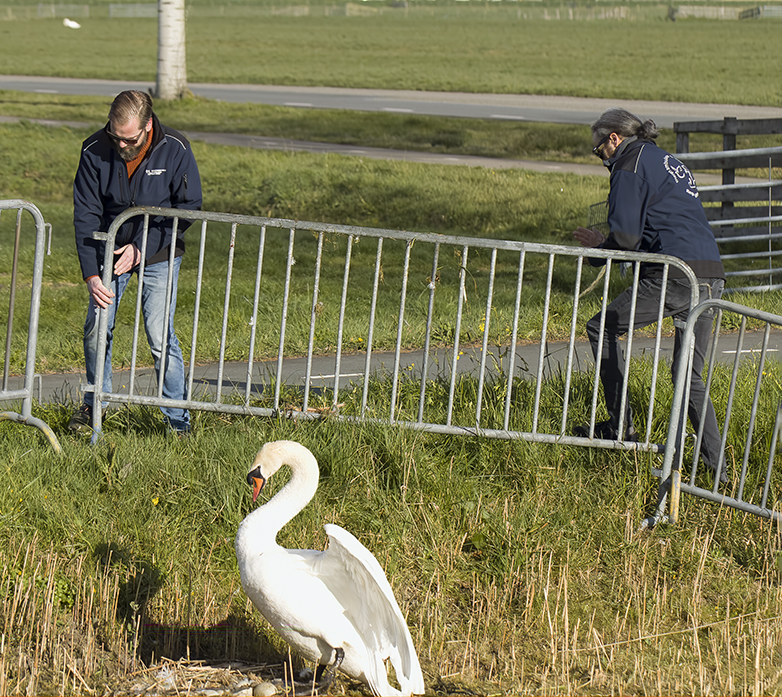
top-left (722, 348), bottom-right (779, 355)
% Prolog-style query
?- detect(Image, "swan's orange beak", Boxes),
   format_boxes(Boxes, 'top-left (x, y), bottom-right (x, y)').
top-left (250, 474), bottom-right (266, 503)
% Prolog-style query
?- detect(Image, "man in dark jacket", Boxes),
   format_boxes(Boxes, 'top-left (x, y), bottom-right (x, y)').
top-left (573, 107), bottom-right (726, 482)
top-left (70, 90), bottom-right (202, 435)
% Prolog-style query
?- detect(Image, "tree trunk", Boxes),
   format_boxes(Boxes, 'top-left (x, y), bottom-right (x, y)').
top-left (156, 0), bottom-right (187, 100)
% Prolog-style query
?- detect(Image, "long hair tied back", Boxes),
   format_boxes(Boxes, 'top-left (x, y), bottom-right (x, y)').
top-left (592, 107), bottom-right (658, 141)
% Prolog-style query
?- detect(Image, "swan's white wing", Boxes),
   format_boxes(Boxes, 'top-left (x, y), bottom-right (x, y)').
top-left (318, 523), bottom-right (425, 696)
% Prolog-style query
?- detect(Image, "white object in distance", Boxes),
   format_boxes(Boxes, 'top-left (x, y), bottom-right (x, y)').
top-left (63, 17), bottom-right (81, 28)
top-left (235, 439), bottom-right (426, 697)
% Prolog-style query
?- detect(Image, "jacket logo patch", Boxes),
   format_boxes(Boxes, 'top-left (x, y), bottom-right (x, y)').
top-left (146, 168), bottom-right (167, 176)
top-left (663, 155), bottom-right (699, 198)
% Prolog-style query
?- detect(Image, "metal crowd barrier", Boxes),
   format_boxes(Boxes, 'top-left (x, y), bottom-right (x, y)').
top-left (88, 206), bottom-right (700, 457)
top-left (645, 299), bottom-right (782, 528)
top-left (0, 200), bottom-right (61, 453)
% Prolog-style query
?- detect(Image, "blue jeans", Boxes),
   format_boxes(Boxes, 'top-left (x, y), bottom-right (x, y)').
top-left (83, 256), bottom-right (189, 431)
top-left (586, 276), bottom-right (724, 470)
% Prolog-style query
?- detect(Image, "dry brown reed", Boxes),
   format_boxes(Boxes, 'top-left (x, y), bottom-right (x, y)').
top-left (405, 507), bottom-right (782, 695)
top-left (4, 491), bottom-right (782, 695)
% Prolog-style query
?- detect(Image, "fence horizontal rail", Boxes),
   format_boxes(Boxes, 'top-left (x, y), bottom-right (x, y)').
top-left (698, 180), bottom-right (782, 204)
top-left (677, 146), bottom-right (782, 170)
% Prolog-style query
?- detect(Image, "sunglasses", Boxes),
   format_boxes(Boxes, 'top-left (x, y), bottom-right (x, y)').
top-left (106, 126), bottom-right (146, 147)
top-left (592, 134), bottom-right (612, 158)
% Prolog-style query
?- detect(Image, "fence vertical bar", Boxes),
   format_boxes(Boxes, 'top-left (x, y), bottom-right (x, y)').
top-left (187, 220), bottom-right (208, 401)
top-left (532, 253), bottom-right (555, 434)
top-left (587, 259), bottom-right (613, 437)
top-left (156, 217), bottom-right (180, 399)
top-left (737, 324), bottom-right (771, 502)
top-left (127, 215), bottom-right (151, 399)
top-left (558, 256), bottom-right (584, 435)
top-left (360, 237), bottom-right (383, 418)
top-left (643, 266), bottom-right (670, 446)
top-left (503, 249), bottom-right (526, 432)
top-left (760, 403), bottom-right (782, 510)
top-left (332, 235), bottom-right (355, 409)
top-left (2, 209), bottom-right (21, 393)
top-left (446, 245), bottom-right (469, 427)
top-left (689, 308), bottom-right (723, 483)
top-left (417, 243), bottom-right (440, 424)
top-left (303, 232), bottom-right (325, 414)
top-left (475, 248), bottom-right (497, 430)
top-left (715, 319), bottom-right (746, 495)
top-left (244, 224), bottom-right (267, 405)
top-left (389, 240), bottom-right (412, 423)
top-left (616, 262), bottom-right (642, 440)
top-left (214, 222), bottom-right (238, 404)
top-left (273, 228), bottom-right (296, 413)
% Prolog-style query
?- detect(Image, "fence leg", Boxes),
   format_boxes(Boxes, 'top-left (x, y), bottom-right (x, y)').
top-left (668, 468), bottom-right (681, 524)
top-left (0, 411), bottom-right (61, 453)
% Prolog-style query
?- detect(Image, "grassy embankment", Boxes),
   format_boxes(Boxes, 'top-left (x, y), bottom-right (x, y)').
top-left (2, 396), bottom-right (782, 695)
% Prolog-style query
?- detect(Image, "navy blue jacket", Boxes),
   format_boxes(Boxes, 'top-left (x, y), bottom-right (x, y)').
top-left (73, 113), bottom-right (202, 280)
top-left (598, 137), bottom-right (724, 280)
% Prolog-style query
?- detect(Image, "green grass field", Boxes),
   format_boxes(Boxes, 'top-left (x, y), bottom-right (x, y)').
top-left (1, 7), bottom-right (782, 695)
top-left (1, 8), bottom-right (781, 105)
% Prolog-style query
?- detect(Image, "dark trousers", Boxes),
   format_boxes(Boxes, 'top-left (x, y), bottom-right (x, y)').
top-left (586, 277), bottom-right (724, 469)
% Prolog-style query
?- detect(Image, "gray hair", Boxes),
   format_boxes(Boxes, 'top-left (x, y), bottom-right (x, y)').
top-left (109, 90), bottom-right (153, 129)
top-left (591, 107), bottom-right (659, 141)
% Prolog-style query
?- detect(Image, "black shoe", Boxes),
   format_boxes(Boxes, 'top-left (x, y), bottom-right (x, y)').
top-left (574, 419), bottom-right (638, 443)
top-left (68, 403), bottom-right (92, 432)
top-left (706, 459), bottom-right (728, 484)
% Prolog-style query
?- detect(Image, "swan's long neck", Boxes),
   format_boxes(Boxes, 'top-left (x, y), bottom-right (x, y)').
top-left (238, 447), bottom-right (319, 550)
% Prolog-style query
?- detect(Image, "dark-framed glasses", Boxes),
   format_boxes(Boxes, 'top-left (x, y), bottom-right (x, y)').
top-left (106, 127), bottom-right (145, 146)
top-left (592, 134), bottom-right (611, 158)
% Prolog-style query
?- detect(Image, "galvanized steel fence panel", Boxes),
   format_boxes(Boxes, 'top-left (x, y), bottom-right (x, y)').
top-left (0, 200), bottom-right (60, 452)
top-left (90, 207), bottom-right (700, 456)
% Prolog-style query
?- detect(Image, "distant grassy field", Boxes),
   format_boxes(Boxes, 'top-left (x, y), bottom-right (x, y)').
top-left (0, 7), bottom-right (781, 105)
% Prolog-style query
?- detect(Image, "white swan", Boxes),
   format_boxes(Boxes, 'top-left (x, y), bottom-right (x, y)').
top-left (235, 440), bottom-right (426, 697)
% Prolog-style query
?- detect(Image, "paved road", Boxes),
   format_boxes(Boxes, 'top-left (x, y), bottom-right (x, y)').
top-left (3, 75), bottom-right (782, 129)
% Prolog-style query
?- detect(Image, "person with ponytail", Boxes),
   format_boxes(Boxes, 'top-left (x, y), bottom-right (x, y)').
top-left (573, 107), bottom-right (727, 484)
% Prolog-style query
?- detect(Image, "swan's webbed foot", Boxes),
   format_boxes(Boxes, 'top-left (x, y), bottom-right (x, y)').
top-left (314, 647), bottom-right (345, 689)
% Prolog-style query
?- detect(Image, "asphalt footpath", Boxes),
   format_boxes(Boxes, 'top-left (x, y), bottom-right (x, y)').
top-left (6, 329), bottom-right (778, 408)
